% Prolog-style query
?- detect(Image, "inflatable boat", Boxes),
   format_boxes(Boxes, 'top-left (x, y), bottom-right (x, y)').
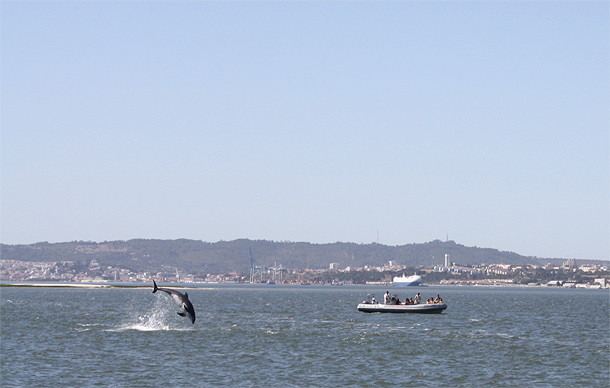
top-left (357, 294), bottom-right (447, 314)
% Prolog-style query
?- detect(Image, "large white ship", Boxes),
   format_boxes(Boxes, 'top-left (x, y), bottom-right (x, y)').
top-left (392, 273), bottom-right (422, 286)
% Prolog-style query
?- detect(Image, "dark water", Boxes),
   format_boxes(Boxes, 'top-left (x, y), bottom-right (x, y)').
top-left (1, 285), bottom-right (608, 387)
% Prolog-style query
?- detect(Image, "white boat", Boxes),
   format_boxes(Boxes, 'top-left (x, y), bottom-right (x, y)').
top-left (393, 273), bottom-right (422, 286)
top-left (357, 294), bottom-right (447, 314)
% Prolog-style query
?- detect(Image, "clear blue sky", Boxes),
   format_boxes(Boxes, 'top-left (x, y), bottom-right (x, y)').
top-left (1, 1), bottom-right (608, 261)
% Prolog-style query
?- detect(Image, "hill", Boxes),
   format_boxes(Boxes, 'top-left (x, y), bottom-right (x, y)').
top-left (0, 239), bottom-right (559, 276)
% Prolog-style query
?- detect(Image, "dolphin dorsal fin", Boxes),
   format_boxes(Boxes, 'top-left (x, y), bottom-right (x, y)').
top-left (184, 292), bottom-right (188, 299)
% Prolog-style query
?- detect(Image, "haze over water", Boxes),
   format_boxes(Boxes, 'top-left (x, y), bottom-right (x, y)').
top-left (1, 285), bottom-right (608, 387)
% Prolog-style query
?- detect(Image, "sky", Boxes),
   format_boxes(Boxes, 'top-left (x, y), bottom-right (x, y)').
top-left (1, 1), bottom-right (608, 261)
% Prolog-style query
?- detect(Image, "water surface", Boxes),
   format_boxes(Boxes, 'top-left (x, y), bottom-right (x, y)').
top-left (1, 285), bottom-right (608, 387)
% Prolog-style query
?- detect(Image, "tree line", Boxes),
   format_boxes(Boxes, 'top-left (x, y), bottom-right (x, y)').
top-left (0, 238), bottom-right (568, 275)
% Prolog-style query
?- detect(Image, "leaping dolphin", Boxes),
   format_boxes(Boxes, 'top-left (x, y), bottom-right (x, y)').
top-left (152, 280), bottom-right (196, 324)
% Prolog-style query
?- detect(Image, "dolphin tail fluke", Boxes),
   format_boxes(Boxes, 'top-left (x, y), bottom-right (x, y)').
top-left (153, 280), bottom-right (158, 293)
top-left (177, 312), bottom-right (186, 317)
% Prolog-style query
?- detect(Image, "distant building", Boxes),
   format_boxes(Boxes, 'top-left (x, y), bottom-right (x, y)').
top-left (329, 263), bottom-right (340, 270)
top-left (563, 258), bottom-right (578, 270)
top-left (595, 278), bottom-right (608, 288)
top-left (444, 254), bottom-right (450, 267)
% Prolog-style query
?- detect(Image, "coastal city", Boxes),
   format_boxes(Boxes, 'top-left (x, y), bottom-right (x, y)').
top-left (1, 257), bottom-right (608, 288)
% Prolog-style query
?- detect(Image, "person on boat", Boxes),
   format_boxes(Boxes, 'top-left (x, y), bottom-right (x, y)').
top-left (414, 292), bottom-right (421, 304)
top-left (384, 291), bottom-right (391, 304)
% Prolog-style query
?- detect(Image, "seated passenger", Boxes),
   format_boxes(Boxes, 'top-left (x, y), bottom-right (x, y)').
top-left (414, 292), bottom-right (421, 304)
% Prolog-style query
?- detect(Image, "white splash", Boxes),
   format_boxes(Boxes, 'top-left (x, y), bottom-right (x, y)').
top-left (126, 307), bottom-right (172, 331)
top-left (108, 295), bottom-right (193, 332)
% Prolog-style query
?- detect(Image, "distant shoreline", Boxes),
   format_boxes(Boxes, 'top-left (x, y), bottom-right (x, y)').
top-left (1, 281), bottom-right (608, 290)
top-left (0, 282), bottom-right (149, 289)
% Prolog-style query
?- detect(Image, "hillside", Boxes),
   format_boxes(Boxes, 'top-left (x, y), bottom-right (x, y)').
top-left (0, 239), bottom-right (558, 275)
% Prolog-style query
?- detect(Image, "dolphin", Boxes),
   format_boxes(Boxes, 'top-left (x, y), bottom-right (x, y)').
top-left (152, 280), bottom-right (196, 324)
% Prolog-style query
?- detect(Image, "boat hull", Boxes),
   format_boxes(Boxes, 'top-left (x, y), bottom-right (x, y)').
top-left (392, 281), bottom-right (422, 287)
top-left (357, 303), bottom-right (447, 314)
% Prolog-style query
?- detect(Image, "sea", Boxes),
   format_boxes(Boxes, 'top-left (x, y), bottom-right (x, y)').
top-left (1, 284), bottom-right (608, 387)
